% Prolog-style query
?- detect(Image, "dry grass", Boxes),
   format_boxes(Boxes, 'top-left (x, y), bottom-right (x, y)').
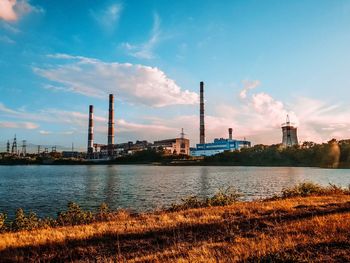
top-left (0, 193), bottom-right (349, 262)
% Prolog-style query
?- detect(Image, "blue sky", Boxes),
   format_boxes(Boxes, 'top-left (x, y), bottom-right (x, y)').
top-left (1, 0), bottom-right (350, 151)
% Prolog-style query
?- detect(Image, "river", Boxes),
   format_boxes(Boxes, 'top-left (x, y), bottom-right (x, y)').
top-left (0, 165), bottom-right (350, 218)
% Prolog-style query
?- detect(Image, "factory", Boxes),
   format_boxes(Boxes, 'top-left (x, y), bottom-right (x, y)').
top-left (87, 94), bottom-right (116, 160)
top-left (190, 82), bottom-right (252, 157)
top-left (86, 94), bottom-right (190, 159)
top-left (154, 129), bottom-right (190, 155)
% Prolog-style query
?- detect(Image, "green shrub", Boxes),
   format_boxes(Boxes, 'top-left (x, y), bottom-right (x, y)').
top-left (57, 202), bottom-right (94, 226)
top-left (281, 182), bottom-right (350, 198)
top-left (169, 187), bottom-right (242, 211)
top-left (96, 203), bottom-right (110, 221)
top-left (207, 187), bottom-right (242, 207)
top-left (0, 213), bottom-right (7, 232)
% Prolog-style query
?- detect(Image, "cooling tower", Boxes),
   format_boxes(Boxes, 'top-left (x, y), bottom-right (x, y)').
top-left (228, 128), bottom-right (233, 140)
top-left (281, 115), bottom-right (298, 147)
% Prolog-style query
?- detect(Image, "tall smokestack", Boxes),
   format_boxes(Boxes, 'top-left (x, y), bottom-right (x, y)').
top-left (228, 128), bottom-right (233, 140)
top-left (200, 81), bottom-right (205, 144)
top-left (108, 94), bottom-right (115, 157)
top-left (87, 105), bottom-right (94, 156)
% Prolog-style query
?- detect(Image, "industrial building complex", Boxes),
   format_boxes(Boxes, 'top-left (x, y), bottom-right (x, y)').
top-left (1, 80), bottom-right (305, 161)
top-left (86, 94), bottom-right (190, 159)
top-left (190, 82), bottom-right (251, 157)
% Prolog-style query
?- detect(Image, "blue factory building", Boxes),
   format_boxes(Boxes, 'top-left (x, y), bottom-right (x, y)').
top-left (190, 137), bottom-right (251, 157)
top-left (191, 82), bottom-right (251, 157)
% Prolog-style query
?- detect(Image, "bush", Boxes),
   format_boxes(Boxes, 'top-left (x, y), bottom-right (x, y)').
top-left (0, 213), bottom-right (7, 232)
top-left (169, 187), bottom-right (242, 211)
top-left (96, 203), bottom-right (110, 221)
top-left (281, 182), bottom-right (350, 198)
top-left (57, 202), bottom-right (94, 226)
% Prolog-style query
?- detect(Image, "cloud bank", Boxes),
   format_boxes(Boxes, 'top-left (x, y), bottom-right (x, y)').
top-left (34, 54), bottom-right (199, 107)
top-left (0, 0), bottom-right (43, 21)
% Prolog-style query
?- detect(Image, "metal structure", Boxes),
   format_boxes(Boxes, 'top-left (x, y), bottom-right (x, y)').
top-left (281, 115), bottom-right (298, 147)
top-left (87, 105), bottom-right (94, 156)
top-left (6, 140), bottom-right (10, 153)
top-left (228, 128), bottom-right (233, 140)
top-left (108, 94), bottom-right (115, 157)
top-left (200, 81), bottom-right (205, 144)
top-left (11, 135), bottom-right (17, 155)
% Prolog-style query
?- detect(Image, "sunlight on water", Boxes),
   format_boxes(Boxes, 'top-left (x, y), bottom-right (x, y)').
top-left (0, 165), bottom-right (350, 218)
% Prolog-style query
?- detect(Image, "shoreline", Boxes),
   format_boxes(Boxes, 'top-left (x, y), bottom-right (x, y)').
top-left (1, 192), bottom-right (349, 262)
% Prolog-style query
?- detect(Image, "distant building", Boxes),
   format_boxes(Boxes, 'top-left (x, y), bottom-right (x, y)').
top-left (92, 140), bottom-right (151, 158)
top-left (153, 138), bottom-right (190, 155)
top-left (62, 151), bottom-right (80, 158)
top-left (190, 137), bottom-right (251, 157)
top-left (281, 115), bottom-right (298, 147)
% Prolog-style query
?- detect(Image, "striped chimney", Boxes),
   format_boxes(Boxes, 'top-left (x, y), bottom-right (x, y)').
top-left (108, 94), bottom-right (115, 156)
top-left (87, 105), bottom-right (94, 155)
top-left (200, 81), bottom-right (205, 144)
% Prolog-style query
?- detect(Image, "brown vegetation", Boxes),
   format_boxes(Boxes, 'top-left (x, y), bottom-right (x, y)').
top-left (0, 184), bottom-right (350, 262)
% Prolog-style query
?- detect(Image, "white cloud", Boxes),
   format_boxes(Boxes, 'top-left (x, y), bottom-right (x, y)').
top-left (34, 54), bottom-right (199, 107)
top-left (39, 130), bottom-right (51, 135)
top-left (239, 80), bottom-right (260, 99)
top-left (0, 0), bottom-right (17, 21)
top-left (0, 121), bottom-right (38, 129)
top-left (90, 2), bottom-right (122, 32)
top-left (0, 0), bottom-right (43, 21)
top-left (121, 13), bottom-right (161, 59)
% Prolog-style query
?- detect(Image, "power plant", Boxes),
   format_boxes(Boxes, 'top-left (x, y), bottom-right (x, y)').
top-left (87, 94), bottom-right (117, 160)
top-left (191, 82), bottom-right (251, 157)
top-left (281, 115), bottom-right (298, 147)
top-left (1, 80), bottom-right (307, 160)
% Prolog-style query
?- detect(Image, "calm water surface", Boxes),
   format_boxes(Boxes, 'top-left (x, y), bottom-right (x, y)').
top-left (1, 165), bottom-right (350, 218)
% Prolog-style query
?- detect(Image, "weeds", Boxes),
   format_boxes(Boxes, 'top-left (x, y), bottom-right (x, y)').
top-left (168, 186), bottom-right (242, 211)
top-left (280, 182), bottom-right (350, 198)
top-left (1, 183), bottom-right (349, 232)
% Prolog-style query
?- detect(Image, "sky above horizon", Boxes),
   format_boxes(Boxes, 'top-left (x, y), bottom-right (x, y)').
top-left (1, 0), bottom-right (350, 151)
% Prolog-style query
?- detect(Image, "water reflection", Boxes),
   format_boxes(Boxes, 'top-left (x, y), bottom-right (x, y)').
top-left (199, 166), bottom-right (210, 198)
top-left (0, 165), bottom-right (350, 218)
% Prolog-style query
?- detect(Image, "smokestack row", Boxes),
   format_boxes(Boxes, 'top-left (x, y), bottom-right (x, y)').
top-left (108, 94), bottom-right (115, 157)
top-left (87, 94), bottom-right (115, 158)
top-left (87, 105), bottom-right (94, 155)
top-left (200, 81), bottom-right (205, 144)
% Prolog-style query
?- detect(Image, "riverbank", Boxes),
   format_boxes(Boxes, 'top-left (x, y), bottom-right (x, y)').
top-left (1, 187), bottom-right (349, 262)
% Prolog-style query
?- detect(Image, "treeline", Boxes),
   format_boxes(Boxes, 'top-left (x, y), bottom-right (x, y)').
top-left (113, 149), bottom-right (190, 164)
top-left (204, 139), bottom-right (350, 168)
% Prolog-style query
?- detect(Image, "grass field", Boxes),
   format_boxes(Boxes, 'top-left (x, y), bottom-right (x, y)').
top-left (0, 187), bottom-right (349, 262)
